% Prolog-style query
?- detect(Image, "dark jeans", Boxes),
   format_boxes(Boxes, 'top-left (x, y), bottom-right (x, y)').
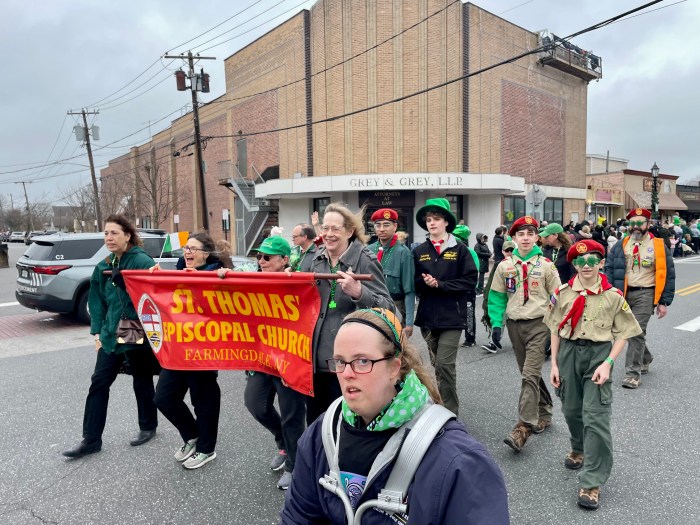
top-left (154, 369), bottom-right (221, 454)
top-left (82, 347), bottom-right (157, 444)
top-left (244, 372), bottom-right (307, 472)
top-left (305, 372), bottom-right (342, 426)
top-left (477, 271), bottom-right (487, 291)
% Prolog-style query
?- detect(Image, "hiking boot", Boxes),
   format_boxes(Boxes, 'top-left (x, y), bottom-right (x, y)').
top-left (183, 451), bottom-right (217, 470)
top-left (503, 422), bottom-right (532, 452)
top-left (564, 451), bottom-right (584, 470)
top-left (531, 418), bottom-right (551, 434)
top-left (270, 450), bottom-right (287, 471)
top-left (622, 376), bottom-right (640, 389)
top-left (277, 470), bottom-right (293, 490)
top-left (481, 342), bottom-right (498, 354)
top-left (577, 486), bottom-right (600, 510)
top-left (174, 438), bottom-right (198, 462)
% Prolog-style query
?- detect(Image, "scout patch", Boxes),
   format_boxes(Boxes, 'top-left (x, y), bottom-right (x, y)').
top-left (622, 301), bottom-right (630, 311)
top-left (647, 247), bottom-right (653, 253)
top-left (504, 269), bottom-right (517, 293)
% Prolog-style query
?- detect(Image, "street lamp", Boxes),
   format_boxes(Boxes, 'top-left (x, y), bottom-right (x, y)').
top-left (651, 162), bottom-right (660, 220)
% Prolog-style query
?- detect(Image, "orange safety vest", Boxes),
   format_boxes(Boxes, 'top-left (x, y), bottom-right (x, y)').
top-left (621, 236), bottom-right (667, 305)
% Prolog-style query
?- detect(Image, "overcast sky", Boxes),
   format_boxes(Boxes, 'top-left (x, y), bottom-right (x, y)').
top-left (1, 0), bottom-right (698, 204)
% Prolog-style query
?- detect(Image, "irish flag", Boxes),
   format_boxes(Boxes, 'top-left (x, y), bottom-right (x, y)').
top-left (163, 231), bottom-right (189, 253)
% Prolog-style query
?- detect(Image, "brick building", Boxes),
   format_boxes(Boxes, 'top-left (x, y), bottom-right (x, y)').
top-left (101, 0), bottom-right (600, 253)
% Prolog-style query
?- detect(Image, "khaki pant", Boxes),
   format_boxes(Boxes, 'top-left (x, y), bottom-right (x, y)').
top-left (421, 328), bottom-right (461, 415)
top-left (625, 288), bottom-right (655, 379)
top-left (506, 317), bottom-right (553, 427)
top-left (557, 339), bottom-right (613, 489)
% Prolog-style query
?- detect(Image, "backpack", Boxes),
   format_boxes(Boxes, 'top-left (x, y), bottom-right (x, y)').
top-left (319, 397), bottom-right (454, 524)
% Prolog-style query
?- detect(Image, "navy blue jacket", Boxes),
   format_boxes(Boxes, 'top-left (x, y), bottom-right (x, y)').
top-left (280, 415), bottom-right (509, 525)
top-left (604, 235), bottom-right (675, 306)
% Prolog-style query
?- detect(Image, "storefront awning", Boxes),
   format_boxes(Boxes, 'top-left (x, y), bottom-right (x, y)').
top-left (625, 192), bottom-right (688, 211)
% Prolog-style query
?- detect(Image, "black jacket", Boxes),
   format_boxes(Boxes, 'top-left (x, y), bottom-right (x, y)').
top-left (492, 235), bottom-right (505, 264)
top-left (413, 236), bottom-right (478, 330)
top-left (542, 245), bottom-right (575, 283)
top-left (474, 234), bottom-right (492, 273)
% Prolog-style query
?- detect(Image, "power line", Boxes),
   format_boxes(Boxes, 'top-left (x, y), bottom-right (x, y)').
top-left (85, 58), bottom-right (163, 108)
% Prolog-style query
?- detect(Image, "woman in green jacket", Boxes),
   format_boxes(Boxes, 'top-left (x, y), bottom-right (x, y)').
top-left (63, 215), bottom-right (159, 458)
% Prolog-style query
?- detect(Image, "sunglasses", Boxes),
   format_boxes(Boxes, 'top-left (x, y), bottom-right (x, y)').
top-left (572, 255), bottom-right (602, 267)
top-left (629, 220), bottom-right (647, 227)
top-left (256, 253), bottom-right (282, 261)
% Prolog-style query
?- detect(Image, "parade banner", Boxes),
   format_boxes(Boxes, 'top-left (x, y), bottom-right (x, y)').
top-left (121, 270), bottom-right (320, 396)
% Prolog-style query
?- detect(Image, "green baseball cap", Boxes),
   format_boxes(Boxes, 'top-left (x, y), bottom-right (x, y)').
top-left (539, 223), bottom-right (564, 237)
top-left (253, 236), bottom-right (291, 256)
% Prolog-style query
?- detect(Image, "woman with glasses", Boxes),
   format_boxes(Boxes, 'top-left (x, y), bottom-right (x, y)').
top-left (151, 232), bottom-right (232, 469)
top-left (307, 203), bottom-right (394, 425)
top-left (231, 236), bottom-right (308, 490)
top-left (63, 215), bottom-right (160, 458)
top-left (280, 308), bottom-right (509, 524)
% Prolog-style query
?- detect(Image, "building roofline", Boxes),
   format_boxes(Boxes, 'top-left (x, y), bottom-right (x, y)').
top-left (586, 153), bottom-right (629, 163)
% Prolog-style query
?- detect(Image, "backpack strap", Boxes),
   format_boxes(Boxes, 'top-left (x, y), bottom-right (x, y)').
top-left (319, 397), bottom-right (355, 522)
top-left (354, 404), bottom-right (455, 523)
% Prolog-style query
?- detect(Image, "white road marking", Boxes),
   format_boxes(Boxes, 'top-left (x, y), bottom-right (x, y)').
top-left (0, 301), bottom-right (19, 308)
top-left (673, 256), bottom-right (700, 264)
top-left (674, 316), bottom-right (700, 332)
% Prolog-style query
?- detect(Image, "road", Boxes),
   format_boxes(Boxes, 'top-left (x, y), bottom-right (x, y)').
top-left (1, 241), bottom-right (699, 524)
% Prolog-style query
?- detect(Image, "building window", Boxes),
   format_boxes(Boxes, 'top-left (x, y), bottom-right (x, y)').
top-left (543, 199), bottom-right (564, 224)
top-left (313, 198), bottom-right (331, 218)
top-left (504, 197), bottom-right (526, 226)
top-left (446, 195), bottom-right (464, 221)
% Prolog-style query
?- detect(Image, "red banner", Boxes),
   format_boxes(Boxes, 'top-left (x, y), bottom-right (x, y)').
top-left (122, 270), bottom-right (320, 396)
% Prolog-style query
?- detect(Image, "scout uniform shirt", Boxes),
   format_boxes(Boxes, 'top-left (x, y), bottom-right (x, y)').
top-left (624, 234), bottom-right (656, 288)
top-left (489, 246), bottom-right (561, 325)
top-left (545, 278), bottom-right (642, 341)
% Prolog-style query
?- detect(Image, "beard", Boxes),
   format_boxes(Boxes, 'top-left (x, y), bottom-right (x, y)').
top-left (630, 226), bottom-right (647, 240)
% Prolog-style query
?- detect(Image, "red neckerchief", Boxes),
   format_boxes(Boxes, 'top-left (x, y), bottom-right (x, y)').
top-left (558, 274), bottom-right (613, 335)
top-left (377, 234), bottom-right (397, 263)
top-left (521, 261), bottom-right (529, 304)
top-left (431, 238), bottom-right (445, 255)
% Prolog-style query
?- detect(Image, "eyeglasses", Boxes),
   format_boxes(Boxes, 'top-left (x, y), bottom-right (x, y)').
top-left (183, 246), bottom-right (206, 253)
top-left (373, 221), bottom-right (395, 230)
top-left (572, 255), bottom-right (602, 267)
top-left (321, 225), bottom-right (346, 234)
top-left (326, 355), bottom-right (394, 374)
top-left (256, 253), bottom-right (279, 261)
top-left (629, 220), bottom-right (647, 227)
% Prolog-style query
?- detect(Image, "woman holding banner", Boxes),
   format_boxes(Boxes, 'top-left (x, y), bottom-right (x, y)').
top-left (151, 232), bottom-right (231, 470)
top-left (232, 236), bottom-right (308, 490)
top-left (280, 309), bottom-right (509, 524)
top-left (306, 203), bottom-right (394, 425)
top-left (63, 215), bottom-right (160, 459)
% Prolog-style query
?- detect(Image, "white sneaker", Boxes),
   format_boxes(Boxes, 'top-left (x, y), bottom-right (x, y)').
top-left (174, 438), bottom-right (198, 462)
top-left (183, 451), bottom-right (217, 469)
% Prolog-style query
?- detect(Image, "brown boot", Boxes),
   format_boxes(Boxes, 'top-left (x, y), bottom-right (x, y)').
top-left (577, 486), bottom-right (600, 510)
top-left (564, 451), bottom-right (584, 470)
top-left (503, 421), bottom-right (532, 452)
top-left (532, 418), bottom-right (551, 434)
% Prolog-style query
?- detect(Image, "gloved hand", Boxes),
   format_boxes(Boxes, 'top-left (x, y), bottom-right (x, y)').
top-left (111, 267), bottom-right (127, 291)
top-left (492, 327), bottom-right (502, 349)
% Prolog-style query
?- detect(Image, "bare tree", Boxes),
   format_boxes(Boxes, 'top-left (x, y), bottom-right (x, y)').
top-left (136, 162), bottom-right (185, 228)
top-left (61, 183), bottom-right (97, 231)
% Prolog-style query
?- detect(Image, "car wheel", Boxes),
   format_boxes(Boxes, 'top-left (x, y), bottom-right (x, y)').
top-left (76, 290), bottom-right (91, 324)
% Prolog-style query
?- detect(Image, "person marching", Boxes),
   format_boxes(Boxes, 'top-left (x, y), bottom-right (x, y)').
top-left (452, 225), bottom-right (479, 348)
top-left (604, 208), bottom-right (675, 389)
top-left (151, 232), bottom-right (232, 470)
top-left (235, 236), bottom-right (308, 490)
top-left (546, 240), bottom-right (641, 510)
top-left (289, 223), bottom-right (318, 273)
top-left (413, 198), bottom-right (478, 415)
top-left (488, 216), bottom-right (560, 451)
top-left (367, 208), bottom-right (416, 338)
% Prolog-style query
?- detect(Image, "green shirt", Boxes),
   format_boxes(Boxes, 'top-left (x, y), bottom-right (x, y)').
top-left (367, 240), bottom-right (416, 326)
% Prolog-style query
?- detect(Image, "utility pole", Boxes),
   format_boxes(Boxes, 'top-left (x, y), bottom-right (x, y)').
top-left (14, 181), bottom-right (33, 231)
top-left (164, 51), bottom-right (215, 231)
top-left (68, 109), bottom-right (102, 230)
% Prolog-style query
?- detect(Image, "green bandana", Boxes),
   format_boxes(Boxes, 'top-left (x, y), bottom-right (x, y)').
top-left (341, 370), bottom-right (429, 431)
